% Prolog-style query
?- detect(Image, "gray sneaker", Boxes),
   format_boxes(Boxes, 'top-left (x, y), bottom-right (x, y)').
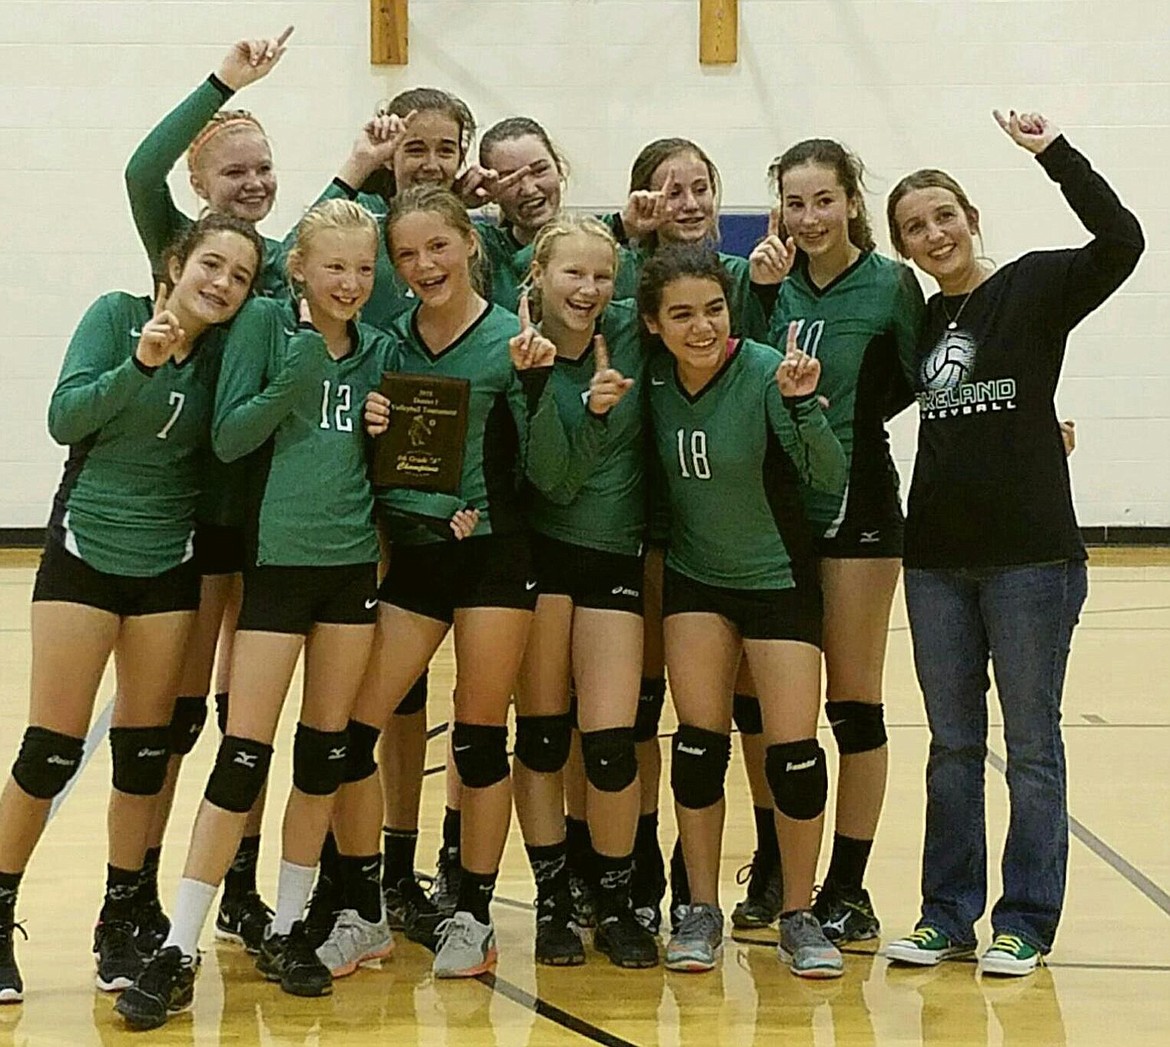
top-left (778, 910), bottom-right (844, 979)
top-left (315, 909), bottom-right (393, 978)
top-left (665, 903), bottom-right (724, 972)
top-left (433, 912), bottom-right (498, 978)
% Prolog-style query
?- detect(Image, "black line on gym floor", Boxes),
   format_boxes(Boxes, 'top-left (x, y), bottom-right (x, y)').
top-left (476, 971), bottom-right (640, 1047)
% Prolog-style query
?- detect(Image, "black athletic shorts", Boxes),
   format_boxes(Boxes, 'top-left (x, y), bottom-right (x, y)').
top-left (237, 562), bottom-right (378, 635)
top-left (32, 538), bottom-right (200, 617)
top-left (193, 522), bottom-right (247, 576)
top-left (662, 566), bottom-right (822, 646)
top-left (378, 532), bottom-right (536, 624)
top-left (815, 473), bottom-right (904, 559)
top-left (531, 533), bottom-right (643, 615)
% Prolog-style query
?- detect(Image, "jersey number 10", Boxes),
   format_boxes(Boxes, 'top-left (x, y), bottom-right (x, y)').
top-left (676, 429), bottom-right (712, 480)
top-left (320, 381), bottom-right (354, 432)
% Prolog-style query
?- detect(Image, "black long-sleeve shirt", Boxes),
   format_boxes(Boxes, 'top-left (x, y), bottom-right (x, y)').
top-left (901, 136), bottom-right (1145, 569)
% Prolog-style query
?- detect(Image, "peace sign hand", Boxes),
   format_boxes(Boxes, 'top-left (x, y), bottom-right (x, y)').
top-left (136, 284), bottom-right (185, 368)
top-left (587, 334), bottom-right (634, 416)
top-left (749, 208), bottom-right (797, 285)
top-left (621, 167), bottom-right (678, 239)
top-left (341, 110), bottom-right (417, 186)
top-left (217, 26), bottom-right (293, 91)
top-left (993, 109), bottom-right (1060, 155)
top-left (775, 320), bottom-right (820, 399)
top-left (509, 294), bottom-right (556, 370)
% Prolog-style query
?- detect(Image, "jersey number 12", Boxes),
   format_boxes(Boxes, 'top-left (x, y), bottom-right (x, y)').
top-left (320, 381), bottom-right (354, 432)
top-left (676, 429), bottom-right (711, 480)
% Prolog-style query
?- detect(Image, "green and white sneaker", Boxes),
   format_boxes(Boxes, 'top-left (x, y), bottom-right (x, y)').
top-left (433, 912), bottom-right (498, 978)
top-left (979, 934), bottom-right (1040, 977)
top-left (665, 903), bottom-right (723, 972)
top-left (778, 910), bottom-right (844, 979)
top-left (885, 926), bottom-right (975, 967)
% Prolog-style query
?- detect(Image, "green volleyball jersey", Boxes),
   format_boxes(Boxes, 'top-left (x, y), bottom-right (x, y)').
top-left (47, 292), bottom-right (222, 576)
top-left (769, 252), bottom-right (924, 532)
top-left (527, 300), bottom-right (646, 555)
top-left (648, 339), bottom-right (846, 589)
top-left (377, 303), bottom-right (587, 545)
top-left (124, 75), bottom-right (286, 296)
top-left (616, 249), bottom-right (767, 341)
top-left (214, 297), bottom-right (392, 567)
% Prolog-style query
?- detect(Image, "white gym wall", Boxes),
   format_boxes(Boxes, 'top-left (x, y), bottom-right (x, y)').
top-left (1, 0), bottom-right (1166, 529)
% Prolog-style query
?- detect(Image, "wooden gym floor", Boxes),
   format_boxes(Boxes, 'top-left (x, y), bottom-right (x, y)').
top-left (0, 547), bottom-right (1167, 1046)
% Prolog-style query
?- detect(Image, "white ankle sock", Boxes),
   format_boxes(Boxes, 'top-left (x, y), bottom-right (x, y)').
top-left (162, 878), bottom-right (218, 958)
top-left (268, 860), bottom-right (316, 936)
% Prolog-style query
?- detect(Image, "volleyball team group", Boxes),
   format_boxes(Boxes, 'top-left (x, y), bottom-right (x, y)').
top-left (0, 25), bottom-right (1144, 1033)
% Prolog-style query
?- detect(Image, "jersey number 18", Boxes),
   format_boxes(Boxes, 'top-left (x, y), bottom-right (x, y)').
top-left (676, 429), bottom-right (711, 480)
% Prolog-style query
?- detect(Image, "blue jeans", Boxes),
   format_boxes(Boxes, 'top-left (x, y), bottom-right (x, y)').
top-left (904, 560), bottom-right (1087, 952)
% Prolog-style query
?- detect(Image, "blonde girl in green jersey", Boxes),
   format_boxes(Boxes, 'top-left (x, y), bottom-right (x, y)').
top-left (0, 215), bottom-right (262, 1005)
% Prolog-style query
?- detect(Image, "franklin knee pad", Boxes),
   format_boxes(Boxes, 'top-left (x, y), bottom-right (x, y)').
top-left (514, 713), bottom-right (573, 774)
top-left (11, 726), bottom-right (85, 800)
top-left (633, 677), bottom-right (666, 743)
top-left (110, 725), bottom-right (171, 796)
top-left (765, 739), bottom-right (827, 821)
top-left (670, 724), bottom-right (732, 810)
top-left (394, 672), bottom-right (428, 717)
top-left (214, 691), bottom-right (229, 735)
top-left (581, 727), bottom-right (638, 793)
top-left (344, 719), bottom-right (381, 783)
top-left (168, 695), bottom-right (208, 756)
top-left (451, 722), bottom-right (509, 789)
top-left (828, 701), bottom-right (887, 755)
top-left (732, 692), bottom-right (763, 736)
top-left (292, 724), bottom-right (349, 796)
top-left (204, 735), bottom-right (273, 813)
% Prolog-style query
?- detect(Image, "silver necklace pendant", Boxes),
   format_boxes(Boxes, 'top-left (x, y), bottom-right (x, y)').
top-left (947, 320), bottom-right (957, 330)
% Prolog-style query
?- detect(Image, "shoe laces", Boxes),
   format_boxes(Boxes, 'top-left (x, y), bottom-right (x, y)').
top-left (989, 933), bottom-right (1026, 954)
top-left (138, 946), bottom-right (193, 993)
top-left (436, 912), bottom-right (484, 951)
top-left (676, 904), bottom-right (722, 940)
top-left (784, 910), bottom-right (832, 949)
top-left (0, 920), bottom-right (27, 946)
top-left (907, 926), bottom-right (943, 946)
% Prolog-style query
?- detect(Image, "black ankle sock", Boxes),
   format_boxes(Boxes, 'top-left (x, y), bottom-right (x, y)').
top-left (595, 852), bottom-right (634, 919)
top-left (0, 871), bottom-right (22, 912)
top-left (138, 846), bottom-right (162, 906)
top-left (101, 865), bottom-right (140, 922)
top-left (825, 833), bottom-right (873, 893)
top-left (669, 837), bottom-right (690, 904)
top-left (441, 807), bottom-right (461, 861)
top-left (339, 854), bottom-right (383, 923)
top-left (753, 805), bottom-right (780, 865)
top-left (382, 828), bottom-right (419, 889)
top-left (456, 868), bottom-right (497, 925)
top-left (565, 816), bottom-right (592, 873)
top-left (634, 811), bottom-right (659, 855)
top-left (224, 834), bottom-right (260, 899)
top-left (524, 840), bottom-right (568, 904)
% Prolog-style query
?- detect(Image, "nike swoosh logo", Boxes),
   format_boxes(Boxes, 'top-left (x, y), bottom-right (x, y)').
top-left (364, 598), bottom-right (379, 609)
top-left (580, 390), bottom-right (591, 405)
top-left (453, 744), bottom-right (470, 752)
top-left (525, 581), bottom-right (537, 591)
top-left (650, 378), bottom-right (665, 386)
top-left (129, 328), bottom-right (143, 338)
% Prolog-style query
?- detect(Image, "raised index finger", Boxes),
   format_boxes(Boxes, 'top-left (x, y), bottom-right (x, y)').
top-left (593, 334), bottom-right (609, 373)
top-left (276, 25), bottom-right (295, 46)
top-left (518, 293), bottom-right (532, 330)
top-left (496, 163), bottom-right (533, 190)
top-left (786, 320), bottom-right (799, 356)
top-left (767, 206), bottom-right (781, 239)
top-left (153, 283), bottom-right (168, 318)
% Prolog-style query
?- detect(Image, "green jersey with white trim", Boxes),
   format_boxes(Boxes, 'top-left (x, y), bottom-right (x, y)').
top-left (527, 300), bottom-right (646, 556)
top-left (648, 339), bottom-right (846, 589)
top-left (47, 292), bottom-right (223, 577)
top-left (214, 296), bottom-right (393, 567)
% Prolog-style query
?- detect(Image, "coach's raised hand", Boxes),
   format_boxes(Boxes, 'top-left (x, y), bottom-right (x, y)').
top-left (587, 334), bottom-right (633, 416)
top-left (217, 26), bottom-right (293, 91)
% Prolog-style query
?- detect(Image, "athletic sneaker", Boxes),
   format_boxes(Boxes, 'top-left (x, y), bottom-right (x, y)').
top-left (114, 946), bottom-right (198, 1031)
top-left (730, 853), bottom-right (783, 930)
top-left (567, 867), bottom-right (597, 930)
top-left (134, 897), bottom-right (170, 957)
top-left (630, 846), bottom-right (666, 936)
top-left (383, 875), bottom-right (444, 950)
top-left (430, 847), bottom-right (461, 918)
top-left (812, 883), bottom-right (880, 944)
top-left (315, 909), bottom-right (394, 978)
top-left (777, 910), bottom-right (844, 979)
top-left (0, 918), bottom-right (26, 1003)
top-left (665, 903), bottom-right (723, 972)
top-left (979, 934), bottom-right (1041, 977)
top-left (215, 890), bottom-right (273, 954)
top-left (534, 889), bottom-right (585, 967)
top-left (257, 922), bottom-right (332, 997)
top-left (594, 908), bottom-right (660, 969)
top-left (885, 926), bottom-right (976, 967)
top-left (94, 919), bottom-right (144, 992)
top-left (432, 912), bottom-right (498, 978)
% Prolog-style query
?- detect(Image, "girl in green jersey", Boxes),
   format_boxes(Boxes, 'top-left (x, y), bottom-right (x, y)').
top-left (0, 216), bottom-right (261, 1006)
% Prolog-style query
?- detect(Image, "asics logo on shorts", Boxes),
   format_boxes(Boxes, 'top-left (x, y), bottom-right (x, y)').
top-left (786, 758), bottom-right (817, 772)
top-left (233, 751), bottom-right (259, 768)
top-left (611, 585), bottom-right (639, 597)
top-left (137, 747), bottom-right (166, 758)
top-left (46, 755), bottom-right (77, 767)
top-left (677, 744), bottom-right (706, 757)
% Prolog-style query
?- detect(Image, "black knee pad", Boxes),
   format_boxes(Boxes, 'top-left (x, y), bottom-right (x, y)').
top-left (670, 724), bottom-right (731, 810)
top-left (514, 713), bottom-right (573, 774)
top-left (204, 735), bottom-right (273, 813)
top-left (344, 719), bottom-right (381, 783)
top-left (109, 725), bottom-right (171, 796)
top-left (581, 727), bottom-right (638, 792)
top-left (214, 691), bottom-right (229, 735)
top-left (292, 724), bottom-right (349, 796)
top-left (451, 722), bottom-right (509, 789)
top-left (732, 692), bottom-right (763, 736)
top-left (633, 677), bottom-right (666, 743)
top-left (169, 695), bottom-right (208, 756)
top-left (828, 701), bottom-right (887, 755)
top-left (394, 672), bottom-right (428, 716)
top-left (765, 739), bottom-right (827, 821)
top-left (11, 726), bottom-right (85, 800)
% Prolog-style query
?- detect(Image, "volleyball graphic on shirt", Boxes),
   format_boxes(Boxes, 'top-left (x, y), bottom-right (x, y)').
top-left (920, 329), bottom-right (977, 391)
